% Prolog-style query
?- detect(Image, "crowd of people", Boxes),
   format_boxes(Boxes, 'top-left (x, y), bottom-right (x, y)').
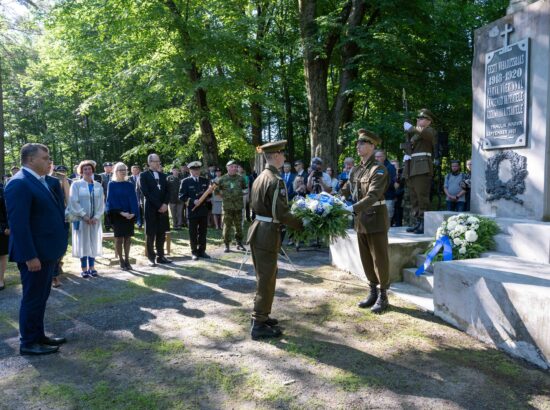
top-left (2, 107), bottom-right (477, 352)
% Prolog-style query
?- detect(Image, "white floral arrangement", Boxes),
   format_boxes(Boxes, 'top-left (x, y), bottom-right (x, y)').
top-left (433, 214), bottom-right (499, 260)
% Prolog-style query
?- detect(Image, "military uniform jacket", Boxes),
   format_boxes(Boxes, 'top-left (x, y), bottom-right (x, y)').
top-left (247, 165), bottom-right (302, 248)
top-left (341, 156), bottom-right (389, 234)
top-left (179, 176), bottom-right (210, 219)
top-left (166, 174), bottom-right (183, 204)
top-left (407, 126), bottom-right (436, 177)
top-left (215, 174), bottom-right (246, 211)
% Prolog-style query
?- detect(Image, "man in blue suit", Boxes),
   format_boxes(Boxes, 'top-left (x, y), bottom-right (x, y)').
top-left (280, 162), bottom-right (295, 200)
top-left (5, 143), bottom-right (68, 356)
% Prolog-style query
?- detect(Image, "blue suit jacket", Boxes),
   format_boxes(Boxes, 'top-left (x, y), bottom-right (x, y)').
top-left (280, 172), bottom-right (296, 199)
top-left (5, 169), bottom-right (68, 263)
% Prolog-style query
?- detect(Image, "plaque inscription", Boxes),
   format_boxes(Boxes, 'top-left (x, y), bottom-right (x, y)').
top-left (484, 34), bottom-right (529, 150)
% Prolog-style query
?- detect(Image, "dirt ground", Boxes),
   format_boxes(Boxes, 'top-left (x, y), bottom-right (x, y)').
top-left (0, 230), bottom-right (549, 410)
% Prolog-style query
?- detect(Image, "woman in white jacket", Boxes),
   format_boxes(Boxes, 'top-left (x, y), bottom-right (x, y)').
top-left (69, 160), bottom-right (104, 278)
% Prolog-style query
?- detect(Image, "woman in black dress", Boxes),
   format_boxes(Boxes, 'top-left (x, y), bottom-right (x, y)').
top-left (0, 184), bottom-right (10, 290)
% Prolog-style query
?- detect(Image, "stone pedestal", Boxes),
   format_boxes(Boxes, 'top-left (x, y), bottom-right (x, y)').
top-left (330, 228), bottom-right (432, 284)
top-left (471, 0), bottom-right (550, 221)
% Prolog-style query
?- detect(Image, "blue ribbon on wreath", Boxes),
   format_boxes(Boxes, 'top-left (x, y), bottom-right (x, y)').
top-left (415, 235), bottom-right (453, 276)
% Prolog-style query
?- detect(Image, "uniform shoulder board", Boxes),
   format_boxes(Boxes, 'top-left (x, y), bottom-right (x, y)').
top-left (376, 169), bottom-right (385, 175)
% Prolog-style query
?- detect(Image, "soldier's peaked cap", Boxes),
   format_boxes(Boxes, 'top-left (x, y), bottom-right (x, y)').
top-left (357, 129), bottom-right (381, 145)
top-left (188, 161), bottom-right (202, 169)
top-left (258, 140), bottom-right (287, 153)
top-left (417, 108), bottom-right (435, 122)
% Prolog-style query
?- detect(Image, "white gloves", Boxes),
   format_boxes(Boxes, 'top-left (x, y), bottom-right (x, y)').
top-left (344, 205), bottom-right (354, 213)
top-left (404, 122), bottom-right (413, 131)
top-left (403, 154), bottom-right (412, 161)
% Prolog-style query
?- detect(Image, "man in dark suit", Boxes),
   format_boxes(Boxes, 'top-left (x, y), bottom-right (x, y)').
top-left (140, 153), bottom-right (171, 266)
top-left (129, 165), bottom-right (143, 227)
top-left (5, 143), bottom-right (68, 355)
top-left (280, 162), bottom-right (296, 200)
top-left (179, 161), bottom-right (210, 261)
top-left (100, 162), bottom-right (114, 231)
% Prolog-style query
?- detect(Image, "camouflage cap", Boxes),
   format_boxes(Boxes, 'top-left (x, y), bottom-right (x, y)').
top-left (417, 108), bottom-right (434, 122)
top-left (258, 140), bottom-right (287, 153)
top-left (357, 129), bottom-right (381, 145)
top-left (226, 159), bottom-right (238, 167)
top-left (188, 161), bottom-right (202, 169)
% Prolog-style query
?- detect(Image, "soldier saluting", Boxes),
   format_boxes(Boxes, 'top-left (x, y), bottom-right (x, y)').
top-left (403, 109), bottom-right (436, 234)
top-left (248, 140), bottom-right (303, 340)
top-left (341, 129), bottom-right (391, 314)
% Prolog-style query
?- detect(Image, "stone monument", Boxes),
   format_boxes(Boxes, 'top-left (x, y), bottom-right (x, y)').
top-left (471, 0), bottom-right (550, 220)
top-left (430, 0), bottom-right (550, 370)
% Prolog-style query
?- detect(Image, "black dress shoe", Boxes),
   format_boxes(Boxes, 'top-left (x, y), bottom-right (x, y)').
top-left (236, 243), bottom-right (246, 251)
top-left (20, 344), bottom-right (59, 356)
top-left (39, 336), bottom-right (67, 346)
top-left (148, 259), bottom-right (157, 267)
top-left (125, 261), bottom-right (133, 270)
top-left (199, 253), bottom-right (211, 259)
top-left (251, 321), bottom-right (282, 340)
top-left (156, 256), bottom-right (172, 264)
top-left (191, 255), bottom-right (199, 261)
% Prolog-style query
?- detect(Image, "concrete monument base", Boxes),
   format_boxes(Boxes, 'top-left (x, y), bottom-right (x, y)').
top-left (434, 255), bottom-right (550, 369)
top-left (330, 227), bottom-right (433, 284)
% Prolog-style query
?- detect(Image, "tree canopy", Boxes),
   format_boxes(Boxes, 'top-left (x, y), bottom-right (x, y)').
top-left (0, 0), bottom-right (508, 173)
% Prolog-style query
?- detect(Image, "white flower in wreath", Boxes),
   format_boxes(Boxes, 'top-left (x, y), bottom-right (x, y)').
top-left (455, 225), bottom-right (467, 235)
top-left (453, 237), bottom-right (463, 246)
top-left (447, 220), bottom-right (457, 231)
top-left (308, 200), bottom-right (319, 212)
top-left (436, 227), bottom-right (443, 238)
top-left (459, 246), bottom-right (467, 255)
top-left (322, 202), bottom-right (332, 215)
top-left (465, 230), bottom-right (478, 243)
top-left (467, 216), bottom-right (480, 224)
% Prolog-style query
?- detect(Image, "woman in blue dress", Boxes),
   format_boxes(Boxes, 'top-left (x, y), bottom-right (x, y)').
top-left (105, 162), bottom-right (139, 270)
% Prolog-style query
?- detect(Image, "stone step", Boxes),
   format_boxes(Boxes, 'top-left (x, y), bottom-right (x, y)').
top-left (402, 268), bottom-right (434, 293)
top-left (433, 255), bottom-right (550, 369)
top-left (330, 228), bottom-right (433, 283)
top-left (389, 282), bottom-right (434, 313)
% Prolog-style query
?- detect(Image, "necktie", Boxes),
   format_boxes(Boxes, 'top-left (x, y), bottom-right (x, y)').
top-left (40, 176), bottom-right (55, 198)
top-left (194, 177), bottom-right (198, 183)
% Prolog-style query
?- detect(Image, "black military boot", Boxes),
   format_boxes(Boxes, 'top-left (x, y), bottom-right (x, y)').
top-left (224, 243), bottom-right (230, 253)
top-left (414, 218), bottom-right (424, 234)
top-left (406, 218), bottom-right (420, 233)
top-left (371, 288), bottom-right (389, 314)
top-left (358, 283), bottom-right (378, 308)
top-left (236, 242), bottom-right (246, 251)
top-left (251, 320), bottom-right (282, 340)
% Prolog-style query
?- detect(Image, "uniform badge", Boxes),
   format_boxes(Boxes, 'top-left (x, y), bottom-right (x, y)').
top-left (281, 189), bottom-right (287, 196)
top-left (376, 170), bottom-right (385, 175)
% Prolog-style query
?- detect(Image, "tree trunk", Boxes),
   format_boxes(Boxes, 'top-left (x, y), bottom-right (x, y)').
top-left (281, 54), bottom-right (294, 163)
top-left (188, 63), bottom-right (218, 167)
top-left (163, 0), bottom-right (218, 165)
top-left (0, 55), bottom-right (4, 175)
top-left (299, 0), bottom-right (368, 171)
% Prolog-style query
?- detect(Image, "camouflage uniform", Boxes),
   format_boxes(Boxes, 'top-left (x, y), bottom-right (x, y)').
top-left (216, 173), bottom-right (247, 245)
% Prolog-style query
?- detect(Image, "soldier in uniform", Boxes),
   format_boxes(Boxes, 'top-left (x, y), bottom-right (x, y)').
top-left (179, 161), bottom-right (211, 261)
top-left (341, 129), bottom-right (391, 314)
top-left (216, 160), bottom-right (247, 252)
top-left (248, 140), bottom-right (303, 339)
top-left (403, 109), bottom-right (436, 234)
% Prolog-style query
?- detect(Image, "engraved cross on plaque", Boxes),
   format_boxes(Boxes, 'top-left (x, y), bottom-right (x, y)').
top-left (500, 23), bottom-right (514, 52)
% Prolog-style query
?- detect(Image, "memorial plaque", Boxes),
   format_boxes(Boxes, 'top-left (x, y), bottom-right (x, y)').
top-left (484, 37), bottom-right (529, 149)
